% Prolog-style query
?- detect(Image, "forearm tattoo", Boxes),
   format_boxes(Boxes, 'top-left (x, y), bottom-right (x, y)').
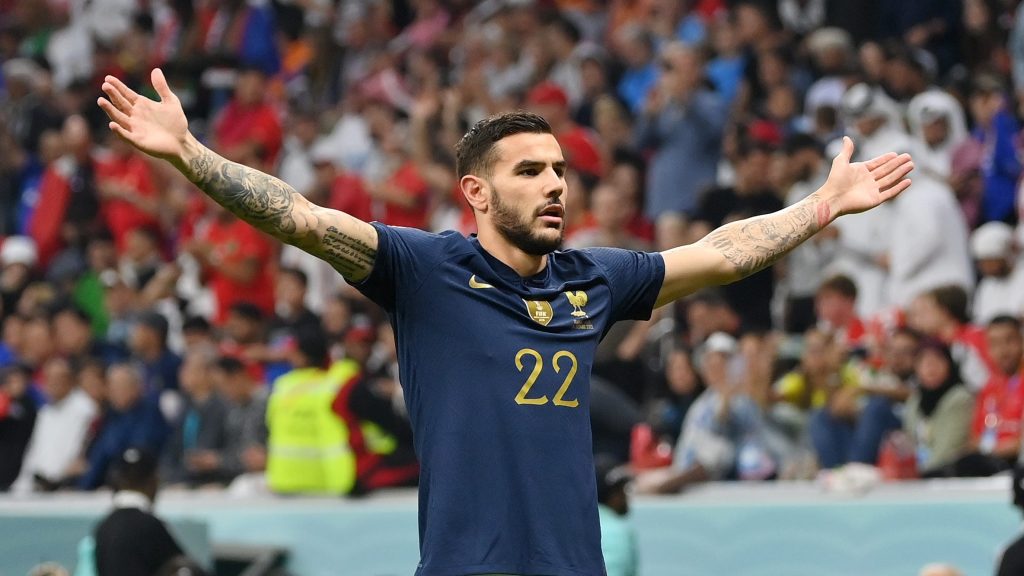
top-left (183, 146), bottom-right (376, 279)
top-left (702, 193), bottom-right (832, 278)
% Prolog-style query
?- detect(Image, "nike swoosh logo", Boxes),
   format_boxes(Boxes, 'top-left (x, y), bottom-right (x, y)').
top-left (469, 275), bottom-right (494, 289)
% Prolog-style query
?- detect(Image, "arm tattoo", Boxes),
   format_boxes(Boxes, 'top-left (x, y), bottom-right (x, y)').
top-left (701, 193), bottom-right (832, 279)
top-left (185, 148), bottom-right (297, 234)
top-left (181, 146), bottom-right (376, 280)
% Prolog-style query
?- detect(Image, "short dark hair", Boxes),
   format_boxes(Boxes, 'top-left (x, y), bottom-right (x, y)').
top-left (228, 301), bottom-right (264, 322)
top-left (818, 275), bottom-right (858, 300)
top-left (988, 315), bottom-right (1023, 333)
top-left (215, 356), bottom-right (246, 375)
top-left (928, 285), bottom-right (970, 324)
top-left (280, 266), bottom-right (308, 288)
top-left (455, 112), bottom-right (553, 178)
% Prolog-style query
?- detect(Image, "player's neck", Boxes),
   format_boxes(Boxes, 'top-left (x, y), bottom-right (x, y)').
top-left (477, 228), bottom-right (548, 277)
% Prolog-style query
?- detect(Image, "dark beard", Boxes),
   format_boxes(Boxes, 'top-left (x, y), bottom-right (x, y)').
top-left (490, 185), bottom-right (563, 256)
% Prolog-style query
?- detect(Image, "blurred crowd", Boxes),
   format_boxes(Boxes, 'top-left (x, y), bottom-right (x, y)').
top-left (3, 0), bottom-right (1024, 497)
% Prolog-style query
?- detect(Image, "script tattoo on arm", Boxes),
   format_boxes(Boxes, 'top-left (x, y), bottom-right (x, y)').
top-left (181, 146), bottom-right (377, 281)
top-left (700, 193), bottom-right (832, 279)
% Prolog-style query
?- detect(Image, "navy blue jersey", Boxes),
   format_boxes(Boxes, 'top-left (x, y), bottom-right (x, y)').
top-left (355, 223), bottom-right (665, 576)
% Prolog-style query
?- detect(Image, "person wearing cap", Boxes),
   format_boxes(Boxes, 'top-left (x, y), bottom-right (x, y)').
top-left (906, 89), bottom-right (968, 182)
top-left (100, 64), bottom-right (912, 575)
top-left (634, 332), bottom-right (773, 493)
top-left (525, 81), bottom-right (603, 179)
top-left (970, 222), bottom-right (1024, 324)
top-left (995, 465), bottom-right (1024, 575)
top-left (89, 448), bottom-right (207, 576)
top-left (593, 455), bottom-right (637, 576)
top-left (0, 236), bottom-right (39, 314)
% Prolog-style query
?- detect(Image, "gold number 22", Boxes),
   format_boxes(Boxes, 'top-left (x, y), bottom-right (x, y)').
top-left (514, 348), bottom-right (580, 407)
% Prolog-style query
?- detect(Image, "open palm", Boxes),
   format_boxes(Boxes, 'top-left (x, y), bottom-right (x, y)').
top-left (97, 69), bottom-right (189, 162)
top-left (826, 136), bottom-right (914, 216)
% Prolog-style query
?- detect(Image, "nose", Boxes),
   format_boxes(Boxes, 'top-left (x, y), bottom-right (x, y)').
top-left (543, 167), bottom-right (564, 198)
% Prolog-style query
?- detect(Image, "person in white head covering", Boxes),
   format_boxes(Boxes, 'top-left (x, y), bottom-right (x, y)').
top-left (907, 90), bottom-right (969, 181)
top-left (971, 222), bottom-right (1024, 324)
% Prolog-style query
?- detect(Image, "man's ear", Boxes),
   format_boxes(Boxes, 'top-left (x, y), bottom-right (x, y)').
top-left (461, 175), bottom-right (488, 213)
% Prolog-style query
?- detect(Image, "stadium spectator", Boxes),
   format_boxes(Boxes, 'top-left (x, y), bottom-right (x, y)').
top-left (647, 341), bottom-right (704, 443)
top-left (966, 72), bottom-right (1020, 224)
top-left (969, 222), bottom-right (1024, 324)
top-left (267, 325), bottom-right (355, 495)
top-left (635, 41), bottom-right (727, 246)
top-left (567, 181), bottom-right (649, 250)
top-left (210, 357), bottom-right (267, 484)
top-left (907, 285), bottom-right (997, 392)
top-left (95, 135), bottom-right (161, 255)
top-left (13, 357), bottom-right (99, 492)
top-left (525, 81), bottom-right (604, 180)
top-left (940, 316), bottom-right (1024, 477)
top-left (0, 237), bottom-right (39, 315)
top-left (92, 448), bottom-right (206, 576)
top-left (634, 332), bottom-right (772, 493)
top-left (0, 365), bottom-right (37, 490)
top-left (903, 340), bottom-right (974, 477)
top-left (79, 363), bottom-right (168, 490)
top-left (906, 89), bottom-right (968, 182)
top-left (814, 275), bottom-right (865, 350)
top-left (128, 311), bottom-right (181, 394)
top-left (160, 350), bottom-right (228, 488)
top-left (778, 134), bottom-right (833, 332)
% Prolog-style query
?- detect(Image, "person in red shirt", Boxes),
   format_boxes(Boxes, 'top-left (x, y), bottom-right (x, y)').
top-left (96, 135), bottom-right (162, 255)
top-left (212, 67), bottom-right (283, 172)
top-left (309, 143), bottom-right (372, 224)
top-left (364, 106), bottom-right (431, 229)
top-left (184, 205), bottom-right (275, 324)
top-left (525, 82), bottom-right (605, 179)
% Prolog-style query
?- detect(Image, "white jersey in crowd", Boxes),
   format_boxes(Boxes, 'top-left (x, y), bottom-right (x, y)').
top-left (906, 89), bottom-right (968, 181)
top-left (12, 389), bottom-right (98, 493)
top-left (973, 263), bottom-right (1024, 324)
top-left (888, 173), bottom-right (974, 308)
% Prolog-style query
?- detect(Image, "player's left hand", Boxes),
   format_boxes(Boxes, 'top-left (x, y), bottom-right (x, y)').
top-left (823, 136), bottom-right (914, 217)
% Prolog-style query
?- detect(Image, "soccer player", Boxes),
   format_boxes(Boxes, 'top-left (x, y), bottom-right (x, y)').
top-left (98, 69), bottom-right (913, 576)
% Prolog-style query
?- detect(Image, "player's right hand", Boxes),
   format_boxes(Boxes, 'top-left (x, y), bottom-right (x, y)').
top-left (97, 68), bottom-right (189, 162)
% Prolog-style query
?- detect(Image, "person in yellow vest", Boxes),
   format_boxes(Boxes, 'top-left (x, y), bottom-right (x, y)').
top-left (266, 325), bottom-right (356, 495)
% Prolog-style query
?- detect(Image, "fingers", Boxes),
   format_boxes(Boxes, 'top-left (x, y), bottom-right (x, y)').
top-left (835, 136), bottom-right (855, 163)
top-left (870, 153), bottom-right (912, 181)
top-left (108, 121), bottom-right (133, 142)
top-left (880, 178), bottom-right (912, 201)
top-left (863, 152), bottom-right (898, 171)
top-left (97, 97), bottom-right (131, 129)
top-left (151, 68), bottom-right (175, 103)
top-left (103, 75), bottom-right (140, 106)
top-left (875, 159), bottom-right (915, 190)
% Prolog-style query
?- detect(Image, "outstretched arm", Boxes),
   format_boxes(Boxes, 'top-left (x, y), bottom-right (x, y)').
top-left (97, 69), bottom-right (378, 282)
top-left (655, 137), bottom-right (914, 307)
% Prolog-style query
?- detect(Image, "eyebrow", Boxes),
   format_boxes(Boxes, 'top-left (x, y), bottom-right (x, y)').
top-left (512, 160), bottom-right (568, 172)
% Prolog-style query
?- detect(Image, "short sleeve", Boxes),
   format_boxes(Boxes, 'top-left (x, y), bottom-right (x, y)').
top-left (586, 248), bottom-right (665, 323)
top-left (352, 223), bottom-right (450, 311)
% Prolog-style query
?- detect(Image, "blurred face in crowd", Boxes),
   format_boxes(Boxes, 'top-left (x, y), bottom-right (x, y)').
top-left (38, 130), bottom-right (64, 165)
top-left (800, 330), bottom-right (835, 376)
top-left (43, 358), bottom-right (74, 403)
top-left (477, 132), bottom-right (567, 256)
top-left (2, 368), bottom-right (29, 399)
top-left (234, 70), bottom-right (266, 106)
top-left (63, 114), bottom-right (92, 160)
top-left (907, 295), bottom-right (945, 336)
top-left (659, 43), bottom-right (703, 98)
top-left (2, 315), bottom-right (24, 352)
top-left (854, 114), bottom-right (886, 138)
top-left (21, 317), bottom-right (53, 366)
top-left (736, 148), bottom-right (773, 193)
top-left (977, 256), bottom-right (1010, 278)
top-left (969, 90), bottom-right (1003, 127)
top-left (591, 184), bottom-right (630, 232)
top-left (964, 0), bottom-right (992, 33)
top-left (180, 353), bottom-right (212, 398)
top-left (699, 349), bottom-right (731, 390)
top-left (53, 310), bottom-right (93, 356)
top-left (666, 347), bottom-right (699, 396)
top-left (615, 25), bottom-right (652, 68)
top-left (107, 365), bottom-right (143, 411)
top-left (87, 236), bottom-right (117, 272)
top-left (814, 289), bottom-right (854, 328)
top-left (767, 85), bottom-right (798, 122)
top-left (129, 324), bottom-right (159, 356)
top-left (734, 4), bottom-right (770, 45)
top-left (915, 347), bottom-right (952, 390)
top-left (276, 272), bottom-right (307, 312)
top-left (322, 296), bottom-right (352, 335)
top-left (124, 228), bottom-right (160, 264)
top-left (212, 366), bottom-right (250, 404)
top-left (79, 362), bottom-right (106, 403)
top-left (710, 17), bottom-right (740, 56)
top-left (986, 322), bottom-right (1024, 377)
top-left (292, 116), bottom-right (319, 149)
top-left (922, 116), bottom-right (950, 148)
top-left (857, 42), bottom-right (884, 81)
top-left (886, 332), bottom-right (920, 380)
